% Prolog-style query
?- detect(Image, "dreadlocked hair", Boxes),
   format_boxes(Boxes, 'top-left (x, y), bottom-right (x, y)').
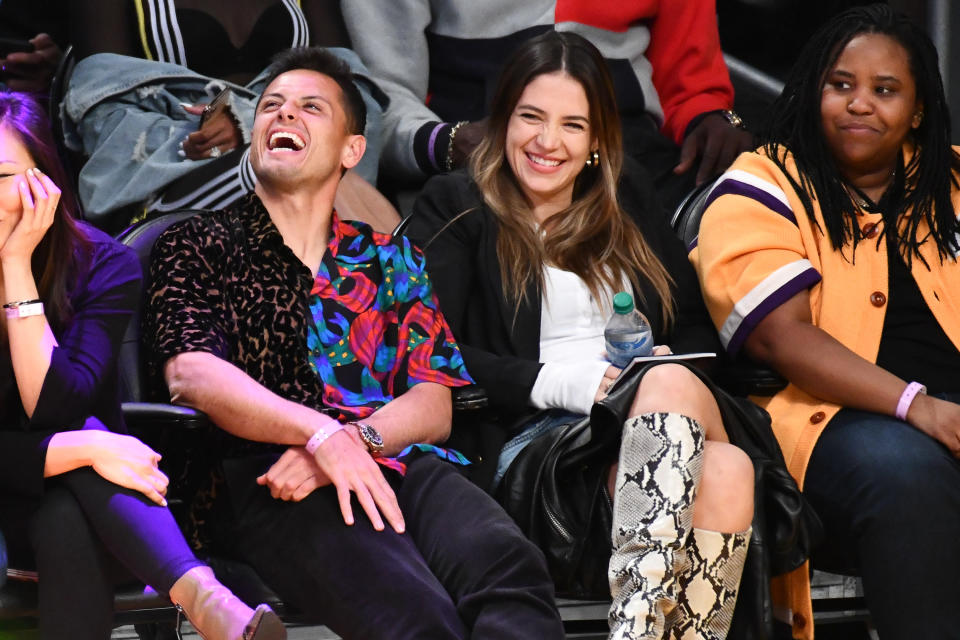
top-left (759, 3), bottom-right (960, 267)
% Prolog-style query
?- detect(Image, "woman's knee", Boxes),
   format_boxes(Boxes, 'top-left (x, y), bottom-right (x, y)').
top-left (630, 364), bottom-right (724, 439)
top-left (692, 442), bottom-right (754, 533)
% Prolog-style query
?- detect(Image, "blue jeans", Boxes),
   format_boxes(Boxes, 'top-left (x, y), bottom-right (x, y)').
top-left (804, 392), bottom-right (960, 639)
top-left (493, 410), bottom-right (583, 489)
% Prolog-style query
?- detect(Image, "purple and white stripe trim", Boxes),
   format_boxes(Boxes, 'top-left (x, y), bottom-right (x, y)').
top-left (687, 170), bottom-right (796, 253)
top-left (705, 169), bottom-right (796, 224)
top-left (720, 259), bottom-right (821, 356)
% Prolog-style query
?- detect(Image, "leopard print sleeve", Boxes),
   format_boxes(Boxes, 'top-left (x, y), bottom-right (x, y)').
top-left (145, 213), bottom-right (233, 369)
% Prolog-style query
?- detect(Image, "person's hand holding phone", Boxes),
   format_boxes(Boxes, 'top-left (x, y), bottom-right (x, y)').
top-left (180, 90), bottom-right (242, 160)
top-left (0, 34), bottom-right (62, 94)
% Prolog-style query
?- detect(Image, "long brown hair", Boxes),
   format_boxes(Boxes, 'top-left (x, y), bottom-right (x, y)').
top-left (0, 91), bottom-right (90, 337)
top-left (470, 31), bottom-right (675, 324)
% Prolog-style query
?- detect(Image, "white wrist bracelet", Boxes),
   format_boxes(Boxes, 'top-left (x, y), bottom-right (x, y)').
top-left (4, 301), bottom-right (44, 319)
top-left (305, 421), bottom-right (345, 455)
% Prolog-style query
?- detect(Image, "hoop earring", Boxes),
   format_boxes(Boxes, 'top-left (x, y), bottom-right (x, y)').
top-left (585, 150), bottom-right (600, 167)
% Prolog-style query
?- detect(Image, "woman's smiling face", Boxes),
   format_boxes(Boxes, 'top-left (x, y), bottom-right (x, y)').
top-left (0, 125), bottom-right (33, 248)
top-left (504, 71), bottom-right (596, 221)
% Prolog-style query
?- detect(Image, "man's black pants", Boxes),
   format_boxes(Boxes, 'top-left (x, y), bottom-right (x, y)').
top-left (221, 454), bottom-right (565, 640)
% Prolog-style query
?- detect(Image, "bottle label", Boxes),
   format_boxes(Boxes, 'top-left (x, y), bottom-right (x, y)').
top-left (606, 331), bottom-right (652, 368)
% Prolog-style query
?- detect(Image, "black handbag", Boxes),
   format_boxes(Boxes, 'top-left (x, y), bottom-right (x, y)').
top-left (496, 360), bottom-right (823, 634)
top-left (496, 410), bottom-right (616, 598)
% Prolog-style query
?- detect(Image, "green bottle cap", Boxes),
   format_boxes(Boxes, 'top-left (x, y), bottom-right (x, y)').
top-left (613, 291), bottom-right (634, 314)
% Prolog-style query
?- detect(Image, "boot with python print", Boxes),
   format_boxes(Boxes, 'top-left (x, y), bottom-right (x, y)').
top-left (608, 412), bottom-right (705, 639)
top-left (671, 526), bottom-right (752, 639)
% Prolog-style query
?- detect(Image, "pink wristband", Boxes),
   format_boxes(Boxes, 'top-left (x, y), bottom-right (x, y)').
top-left (305, 421), bottom-right (344, 455)
top-left (895, 381), bottom-right (927, 421)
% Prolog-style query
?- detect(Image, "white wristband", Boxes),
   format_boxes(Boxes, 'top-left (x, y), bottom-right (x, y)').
top-left (305, 421), bottom-right (344, 455)
top-left (4, 301), bottom-right (44, 318)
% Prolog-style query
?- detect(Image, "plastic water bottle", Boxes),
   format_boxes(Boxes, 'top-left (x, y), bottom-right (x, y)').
top-left (604, 291), bottom-right (653, 368)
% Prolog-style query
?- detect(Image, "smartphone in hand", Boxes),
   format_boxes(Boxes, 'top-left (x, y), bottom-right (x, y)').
top-left (199, 88), bottom-right (233, 128)
top-left (0, 37), bottom-right (33, 58)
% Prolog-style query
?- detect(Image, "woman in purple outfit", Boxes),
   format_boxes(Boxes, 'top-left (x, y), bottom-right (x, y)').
top-left (0, 90), bottom-right (286, 640)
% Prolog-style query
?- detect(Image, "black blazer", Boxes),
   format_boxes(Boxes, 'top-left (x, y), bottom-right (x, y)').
top-left (408, 169), bottom-right (719, 489)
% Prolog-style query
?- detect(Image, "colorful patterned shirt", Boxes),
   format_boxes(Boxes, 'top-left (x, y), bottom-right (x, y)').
top-left (303, 201), bottom-right (474, 473)
top-left (145, 193), bottom-right (471, 545)
top-left (306, 212), bottom-right (472, 418)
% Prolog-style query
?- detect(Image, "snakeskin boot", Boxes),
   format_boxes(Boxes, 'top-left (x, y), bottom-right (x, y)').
top-left (608, 412), bottom-right (705, 640)
top-left (671, 527), bottom-right (752, 640)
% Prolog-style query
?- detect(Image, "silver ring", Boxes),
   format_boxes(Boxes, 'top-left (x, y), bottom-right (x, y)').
top-left (209, 146), bottom-right (222, 158)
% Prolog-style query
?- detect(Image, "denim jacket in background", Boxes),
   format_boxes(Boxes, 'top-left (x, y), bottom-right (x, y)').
top-left (62, 50), bottom-right (387, 224)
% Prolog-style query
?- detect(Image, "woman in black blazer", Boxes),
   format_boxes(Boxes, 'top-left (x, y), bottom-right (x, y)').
top-left (409, 32), bottom-right (753, 640)
top-left (0, 91), bottom-right (284, 640)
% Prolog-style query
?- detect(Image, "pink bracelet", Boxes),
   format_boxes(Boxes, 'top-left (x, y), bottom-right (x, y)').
top-left (305, 421), bottom-right (344, 455)
top-left (895, 381), bottom-right (927, 421)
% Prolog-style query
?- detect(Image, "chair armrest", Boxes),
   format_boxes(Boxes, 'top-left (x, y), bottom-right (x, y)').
top-left (719, 362), bottom-right (788, 397)
top-left (121, 402), bottom-right (210, 431)
top-left (121, 403), bottom-right (212, 519)
top-left (452, 386), bottom-right (489, 411)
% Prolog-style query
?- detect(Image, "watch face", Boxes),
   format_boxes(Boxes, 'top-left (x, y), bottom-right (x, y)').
top-left (358, 423), bottom-right (384, 450)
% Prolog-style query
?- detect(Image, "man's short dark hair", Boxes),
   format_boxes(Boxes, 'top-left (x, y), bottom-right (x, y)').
top-left (263, 47), bottom-right (367, 135)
